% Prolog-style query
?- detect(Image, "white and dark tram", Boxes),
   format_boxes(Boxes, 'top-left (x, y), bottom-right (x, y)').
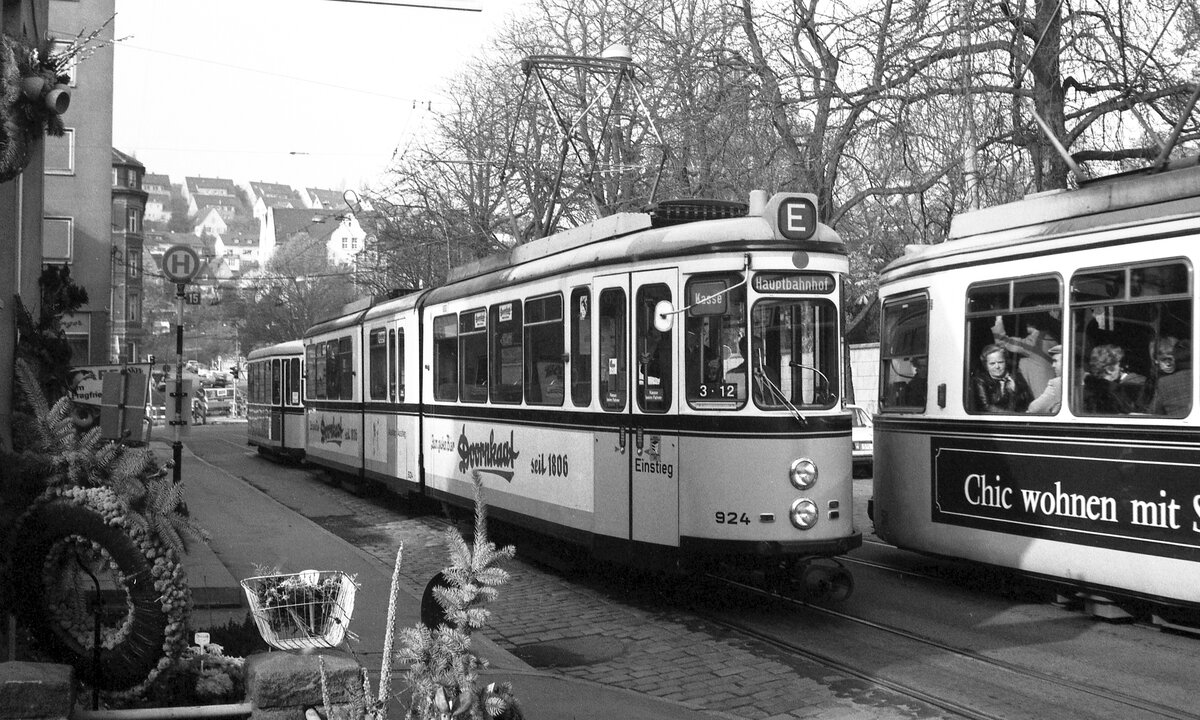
top-left (245, 340), bottom-right (306, 462)
top-left (871, 161), bottom-right (1200, 621)
top-left (299, 191), bottom-right (861, 592)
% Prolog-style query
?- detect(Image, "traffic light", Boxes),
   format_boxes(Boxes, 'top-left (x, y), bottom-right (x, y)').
top-left (230, 365), bottom-right (240, 379)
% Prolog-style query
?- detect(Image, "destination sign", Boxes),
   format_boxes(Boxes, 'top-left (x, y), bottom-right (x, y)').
top-left (752, 272), bottom-right (835, 294)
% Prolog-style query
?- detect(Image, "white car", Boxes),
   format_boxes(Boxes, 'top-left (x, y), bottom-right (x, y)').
top-left (848, 404), bottom-right (874, 475)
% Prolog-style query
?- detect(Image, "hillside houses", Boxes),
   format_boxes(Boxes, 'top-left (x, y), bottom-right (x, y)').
top-left (140, 173), bottom-right (364, 271)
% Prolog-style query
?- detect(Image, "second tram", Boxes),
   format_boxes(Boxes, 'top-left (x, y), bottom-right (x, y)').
top-left (872, 161), bottom-right (1200, 619)
top-left (246, 341), bottom-right (306, 462)
top-left (296, 191), bottom-right (861, 593)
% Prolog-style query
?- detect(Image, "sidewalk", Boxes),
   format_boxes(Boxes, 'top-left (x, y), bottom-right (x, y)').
top-left (161, 439), bottom-right (717, 720)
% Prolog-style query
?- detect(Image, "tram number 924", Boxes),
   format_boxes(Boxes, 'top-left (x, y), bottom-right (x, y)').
top-left (715, 511), bottom-right (751, 525)
top-left (698, 383), bottom-right (737, 399)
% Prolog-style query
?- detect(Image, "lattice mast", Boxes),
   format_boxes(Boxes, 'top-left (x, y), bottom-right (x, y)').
top-left (504, 44), bottom-right (665, 237)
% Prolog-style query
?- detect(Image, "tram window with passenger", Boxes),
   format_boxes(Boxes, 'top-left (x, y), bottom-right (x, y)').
top-left (1069, 259), bottom-right (1191, 417)
top-left (525, 293), bottom-right (564, 406)
top-left (570, 288), bottom-right (591, 407)
top-left (685, 273), bottom-right (746, 407)
top-left (964, 276), bottom-right (1061, 414)
top-left (751, 298), bottom-right (839, 409)
top-left (879, 295), bottom-right (929, 411)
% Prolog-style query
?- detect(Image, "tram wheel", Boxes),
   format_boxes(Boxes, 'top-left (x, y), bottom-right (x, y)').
top-left (799, 564), bottom-right (835, 602)
top-left (827, 566), bottom-right (854, 602)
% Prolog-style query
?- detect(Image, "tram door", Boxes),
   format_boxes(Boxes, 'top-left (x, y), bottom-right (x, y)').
top-left (593, 270), bottom-right (680, 549)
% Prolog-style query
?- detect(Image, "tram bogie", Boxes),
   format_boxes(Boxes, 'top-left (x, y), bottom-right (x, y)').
top-left (872, 161), bottom-right (1200, 617)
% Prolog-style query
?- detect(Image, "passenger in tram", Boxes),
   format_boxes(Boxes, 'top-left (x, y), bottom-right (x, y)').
top-left (993, 312), bottom-right (1059, 396)
top-left (1026, 345), bottom-right (1062, 414)
top-left (901, 356), bottom-right (928, 406)
top-left (970, 344), bottom-right (1033, 413)
top-left (1149, 336), bottom-right (1191, 417)
top-left (1082, 343), bottom-right (1147, 414)
top-left (723, 335), bottom-right (748, 396)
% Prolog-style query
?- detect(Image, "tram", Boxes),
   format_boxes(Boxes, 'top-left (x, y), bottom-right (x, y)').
top-left (298, 190), bottom-right (861, 593)
top-left (246, 340), bottom-right (306, 461)
top-left (871, 160), bottom-right (1200, 620)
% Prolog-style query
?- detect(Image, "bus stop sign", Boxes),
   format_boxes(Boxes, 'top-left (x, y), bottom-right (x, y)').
top-left (162, 245), bottom-right (201, 284)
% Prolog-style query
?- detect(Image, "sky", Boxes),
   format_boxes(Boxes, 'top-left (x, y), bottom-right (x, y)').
top-left (109, 0), bottom-right (528, 193)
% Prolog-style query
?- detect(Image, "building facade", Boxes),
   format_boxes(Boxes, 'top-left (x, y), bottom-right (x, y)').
top-left (111, 149), bottom-right (146, 362)
top-left (43, 0), bottom-right (116, 363)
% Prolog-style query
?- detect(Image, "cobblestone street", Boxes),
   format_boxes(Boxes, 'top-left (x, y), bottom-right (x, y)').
top-left (317, 489), bottom-right (898, 720)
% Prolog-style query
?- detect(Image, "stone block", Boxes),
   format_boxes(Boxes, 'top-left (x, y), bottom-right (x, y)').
top-left (0, 662), bottom-right (75, 720)
top-left (245, 651), bottom-right (361, 709)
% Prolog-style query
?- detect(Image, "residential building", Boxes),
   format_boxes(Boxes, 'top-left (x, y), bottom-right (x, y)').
top-left (193, 206), bottom-right (229, 240)
top-left (110, 148), bottom-right (146, 362)
top-left (266, 207), bottom-right (366, 267)
top-left (182, 176), bottom-right (242, 218)
top-left (304, 187), bottom-right (347, 210)
top-left (142, 172), bottom-right (172, 224)
top-left (43, 0), bottom-right (116, 363)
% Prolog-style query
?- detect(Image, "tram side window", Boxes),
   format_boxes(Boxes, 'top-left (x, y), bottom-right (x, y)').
top-left (964, 276), bottom-right (1061, 414)
top-left (1070, 260), bottom-right (1191, 417)
top-left (433, 314), bottom-right (459, 401)
top-left (336, 337), bottom-right (354, 400)
top-left (393, 330), bottom-right (404, 402)
top-left (490, 301), bottom-right (523, 404)
top-left (288, 358), bottom-right (301, 405)
top-left (636, 284), bottom-right (672, 412)
top-left (312, 343), bottom-right (326, 399)
top-left (369, 328), bottom-right (388, 401)
top-left (598, 289), bottom-right (627, 411)
top-left (272, 359), bottom-right (282, 405)
top-left (570, 288), bottom-right (591, 407)
top-left (879, 296), bottom-right (929, 410)
top-left (460, 309), bottom-right (489, 403)
top-left (525, 294), bottom-right (564, 406)
top-left (751, 299), bottom-right (838, 409)
top-left (684, 273), bottom-right (746, 407)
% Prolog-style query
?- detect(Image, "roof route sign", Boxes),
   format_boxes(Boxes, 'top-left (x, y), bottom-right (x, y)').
top-left (162, 244), bottom-right (201, 284)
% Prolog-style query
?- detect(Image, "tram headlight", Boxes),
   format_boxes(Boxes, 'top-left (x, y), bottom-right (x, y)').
top-left (789, 498), bottom-right (819, 529)
top-left (788, 457), bottom-right (818, 489)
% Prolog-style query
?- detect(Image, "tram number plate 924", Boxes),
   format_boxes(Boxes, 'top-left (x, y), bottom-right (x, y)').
top-left (715, 511), bottom-right (751, 525)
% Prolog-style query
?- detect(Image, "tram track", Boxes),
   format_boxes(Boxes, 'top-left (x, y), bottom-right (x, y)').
top-left (697, 572), bottom-right (1200, 720)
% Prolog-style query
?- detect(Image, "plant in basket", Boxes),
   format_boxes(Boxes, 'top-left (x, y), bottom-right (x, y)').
top-left (243, 567), bottom-right (356, 648)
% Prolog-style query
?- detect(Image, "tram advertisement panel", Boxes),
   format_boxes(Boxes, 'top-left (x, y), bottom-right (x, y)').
top-left (931, 436), bottom-right (1200, 560)
top-left (307, 409), bottom-right (360, 461)
top-left (247, 404), bottom-right (270, 440)
top-left (425, 418), bottom-right (594, 511)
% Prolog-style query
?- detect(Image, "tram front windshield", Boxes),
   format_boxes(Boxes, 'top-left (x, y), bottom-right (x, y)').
top-left (752, 299), bottom-right (839, 409)
top-left (684, 293), bottom-right (839, 409)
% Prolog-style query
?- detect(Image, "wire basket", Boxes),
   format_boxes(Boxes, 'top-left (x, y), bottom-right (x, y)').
top-left (241, 570), bottom-right (357, 651)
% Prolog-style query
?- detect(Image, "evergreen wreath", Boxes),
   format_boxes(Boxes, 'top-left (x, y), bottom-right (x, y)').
top-left (4, 360), bottom-right (204, 694)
